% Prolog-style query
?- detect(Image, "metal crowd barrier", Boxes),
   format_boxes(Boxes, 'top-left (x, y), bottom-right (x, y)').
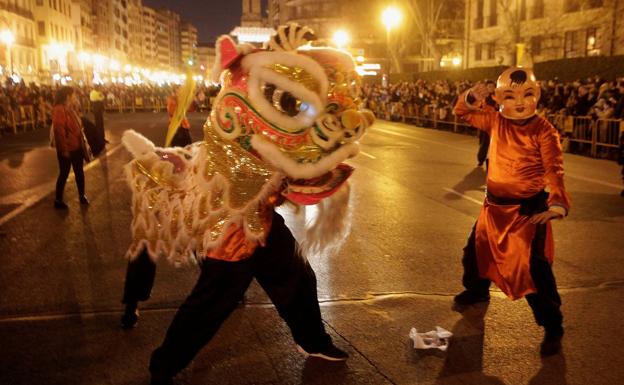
top-left (0, 106), bottom-right (36, 134)
top-left (547, 114), bottom-right (622, 157)
top-left (97, 98), bottom-right (164, 113)
top-left (397, 104), bottom-right (476, 135)
top-left (373, 104), bottom-right (622, 159)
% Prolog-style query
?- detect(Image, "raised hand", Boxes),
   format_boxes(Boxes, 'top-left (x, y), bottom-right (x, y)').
top-left (469, 83), bottom-right (490, 103)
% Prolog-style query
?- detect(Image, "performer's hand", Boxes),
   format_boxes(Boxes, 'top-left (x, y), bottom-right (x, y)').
top-left (469, 83), bottom-right (490, 102)
top-left (529, 210), bottom-right (563, 224)
top-left (61, 151), bottom-right (70, 158)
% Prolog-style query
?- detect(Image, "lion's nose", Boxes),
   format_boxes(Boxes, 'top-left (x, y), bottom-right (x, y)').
top-left (340, 109), bottom-right (375, 130)
top-left (340, 109), bottom-right (361, 130)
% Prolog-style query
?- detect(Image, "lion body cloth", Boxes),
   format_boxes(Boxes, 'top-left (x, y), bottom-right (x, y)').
top-left (122, 24), bottom-right (374, 264)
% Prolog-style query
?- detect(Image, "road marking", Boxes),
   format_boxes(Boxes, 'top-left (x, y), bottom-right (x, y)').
top-left (371, 126), bottom-right (472, 153)
top-left (359, 151), bottom-right (376, 159)
top-left (0, 144), bottom-right (124, 227)
top-left (375, 125), bottom-right (622, 190)
top-left (442, 187), bottom-right (483, 205)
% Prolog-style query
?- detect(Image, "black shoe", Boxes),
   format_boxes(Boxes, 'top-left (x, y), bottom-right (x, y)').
top-left (477, 161), bottom-right (484, 167)
top-left (79, 195), bottom-right (90, 205)
top-left (120, 305), bottom-right (139, 329)
top-left (150, 372), bottom-right (173, 385)
top-left (296, 344), bottom-right (349, 361)
top-left (540, 326), bottom-right (564, 357)
top-left (453, 290), bottom-right (490, 305)
top-left (54, 200), bottom-right (68, 210)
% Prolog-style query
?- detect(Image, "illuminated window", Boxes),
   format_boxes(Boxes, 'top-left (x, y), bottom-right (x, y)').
top-left (586, 27), bottom-right (600, 56)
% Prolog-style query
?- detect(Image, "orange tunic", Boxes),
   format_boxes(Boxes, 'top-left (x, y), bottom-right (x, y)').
top-left (207, 194), bottom-right (282, 262)
top-left (454, 92), bottom-right (571, 299)
top-left (166, 95), bottom-right (190, 129)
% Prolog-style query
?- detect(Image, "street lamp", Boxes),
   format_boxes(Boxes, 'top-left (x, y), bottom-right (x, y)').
top-left (0, 29), bottom-right (15, 75)
top-left (332, 30), bottom-right (350, 49)
top-left (381, 6), bottom-right (402, 74)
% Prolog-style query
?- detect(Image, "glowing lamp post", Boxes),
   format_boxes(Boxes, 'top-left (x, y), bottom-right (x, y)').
top-left (381, 6), bottom-right (402, 74)
top-left (0, 29), bottom-right (15, 75)
top-left (332, 30), bottom-right (350, 49)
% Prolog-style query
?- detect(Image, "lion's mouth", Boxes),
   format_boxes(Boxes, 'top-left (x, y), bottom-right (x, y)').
top-left (283, 163), bottom-right (353, 205)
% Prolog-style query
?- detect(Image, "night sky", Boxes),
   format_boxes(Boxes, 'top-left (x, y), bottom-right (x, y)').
top-left (143, 0), bottom-right (243, 44)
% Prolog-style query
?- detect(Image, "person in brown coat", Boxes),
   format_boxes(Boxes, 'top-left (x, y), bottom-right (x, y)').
top-left (52, 86), bottom-right (89, 209)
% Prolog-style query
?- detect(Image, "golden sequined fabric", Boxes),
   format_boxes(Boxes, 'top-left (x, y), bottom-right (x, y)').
top-left (125, 125), bottom-right (284, 264)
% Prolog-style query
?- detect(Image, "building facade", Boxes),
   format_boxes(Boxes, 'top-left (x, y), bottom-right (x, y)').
top-left (196, 41), bottom-right (215, 76)
top-left (464, 0), bottom-right (624, 68)
top-left (32, 0), bottom-right (77, 79)
top-left (0, 0), bottom-right (204, 82)
top-left (180, 22), bottom-right (197, 67)
top-left (1, 0), bottom-right (38, 82)
top-left (268, 0), bottom-right (404, 72)
top-left (91, 0), bottom-right (129, 61)
top-left (155, 8), bottom-right (181, 71)
top-left (242, 0), bottom-right (263, 26)
top-left (139, 5), bottom-right (157, 67)
top-left (127, 0), bottom-right (142, 65)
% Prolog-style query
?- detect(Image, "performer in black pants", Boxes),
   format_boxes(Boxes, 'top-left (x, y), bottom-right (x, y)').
top-left (120, 249), bottom-right (157, 328)
top-left (457, 192), bottom-right (564, 355)
top-left (460, 221), bottom-right (563, 331)
top-left (149, 213), bottom-right (345, 384)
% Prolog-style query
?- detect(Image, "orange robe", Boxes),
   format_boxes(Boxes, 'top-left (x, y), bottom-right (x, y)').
top-left (166, 95), bottom-right (190, 129)
top-left (454, 92), bottom-right (571, 300)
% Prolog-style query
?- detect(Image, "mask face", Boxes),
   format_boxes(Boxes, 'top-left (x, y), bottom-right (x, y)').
top-left (209, 25), bottom-right (374, 204)
top-left (494, 68), bottom-right (541, 120)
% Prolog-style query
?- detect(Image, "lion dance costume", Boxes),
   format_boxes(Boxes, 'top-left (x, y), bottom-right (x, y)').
top-left (453, 67), bottom-right (571, 356)
top-left (120, 24), bottom-right (374, 382)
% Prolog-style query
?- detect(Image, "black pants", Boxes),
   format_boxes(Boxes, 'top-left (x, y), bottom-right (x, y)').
top-left (55, 149), bottom-right (85, 201)
top-left (461, 223), bottom-right (563, 330)
top-left (170, 127), bottom-right (192, 147)
top-left (477, 131), bottom-right (490, 165)
top-left (122, 248), bottom-right (157, 305)
top-left (149, 213), bottom-right (332, 377)
top-left (92, 102), bottom-right (105, 142)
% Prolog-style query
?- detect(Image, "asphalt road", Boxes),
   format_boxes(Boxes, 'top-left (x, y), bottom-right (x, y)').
top-left (0, 112), bottom-right (622, 385)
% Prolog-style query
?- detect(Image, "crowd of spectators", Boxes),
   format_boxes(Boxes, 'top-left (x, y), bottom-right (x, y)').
top-left (0, 79), bottom-right (219, 135)
top-left (361, 76), bottom-right (624, 158)
top-left (362, 76), bottom-right (624, 123)
top-left (2, 75), bottom-right (623, 157)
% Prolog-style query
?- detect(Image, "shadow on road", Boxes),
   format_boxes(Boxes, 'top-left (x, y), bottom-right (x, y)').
top-left (433, 303), bottom-right (507, 384)
top-left (444, 167), bottom-right (486, 200)
top-left (529, 354), bottom-right (568, 385)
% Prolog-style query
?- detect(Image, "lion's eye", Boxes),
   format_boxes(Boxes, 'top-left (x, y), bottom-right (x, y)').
top-left (261, 82), bottom-right (303, 117)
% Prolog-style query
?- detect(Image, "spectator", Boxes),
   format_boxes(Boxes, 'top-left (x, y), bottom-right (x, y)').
top-left (51, 86), bottom-right (89, 209)
top-left (613, 82), bottom-right (624, 119)
top-left (166, 85), bottom-right (193, 147)
top-left (89, 84), bottom-right (107, 145)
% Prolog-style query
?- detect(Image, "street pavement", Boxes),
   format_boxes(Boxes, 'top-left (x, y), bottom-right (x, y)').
top-left (0, 112), bottom-right (622, 385)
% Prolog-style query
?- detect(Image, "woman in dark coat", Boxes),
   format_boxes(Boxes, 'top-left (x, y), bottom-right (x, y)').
top-left (52, 86), bottom-right (89, 209)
